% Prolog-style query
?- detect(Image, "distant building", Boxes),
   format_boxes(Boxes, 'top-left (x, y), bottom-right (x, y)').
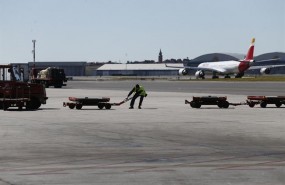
top-left (85, 63), bottom-right (104, 76)
top-left (158, 49), bottom-right (163, 63)
top-left (11, 61), bottom-right (86, 81)
top-left (27, 61), bottom-right (86, 76)
top-left (95, 63), bottom-right (183, 76)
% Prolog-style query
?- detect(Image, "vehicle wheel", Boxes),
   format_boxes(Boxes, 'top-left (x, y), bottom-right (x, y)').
top-left (275, 102), bottom-right (282, 108)
top-left (191, 102), bottom-right (201, 108)
top-left (217, 101), bottom-right (224, 108)
top-left (76, 104), bottom-right (82, 110)
top-left (248, 101), bottom-right (255, 108)
top-left (98, 104), bottom-right (104, 109)
top-left (190, 101), bottom-right (196, 108)
top-left (105, 104), bottom-right (111, 109)
top-left (190, 101), bottom-right (201, 108)
top-left (260, 101), bottom-right (267, 108)
top-left (223, 101), bottom-right (229, 108)
top-left (26, 97), bottom-right (41, 110)
top-left (69, 104), bottom-right (75, 109)
top-left (196, 103), bottom-right (201, 108)
top-left (3, 102), bottom-right (9, 110)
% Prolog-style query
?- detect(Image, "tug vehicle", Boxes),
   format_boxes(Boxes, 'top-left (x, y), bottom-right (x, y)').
top-left (30, 67), bottom-right (67, 88)
top-left (0, 65), bottom-right (48, 110)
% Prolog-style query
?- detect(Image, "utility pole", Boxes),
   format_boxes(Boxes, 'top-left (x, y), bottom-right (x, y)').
top-left (32, 40), bottom-right (36, 68)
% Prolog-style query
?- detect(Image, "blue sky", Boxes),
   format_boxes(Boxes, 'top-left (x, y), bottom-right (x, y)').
top-left (0, 0), bottom-right (284, 63)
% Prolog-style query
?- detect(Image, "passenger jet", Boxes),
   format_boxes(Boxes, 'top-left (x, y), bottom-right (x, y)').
top-left (166, 38), bottom-right (283, 79)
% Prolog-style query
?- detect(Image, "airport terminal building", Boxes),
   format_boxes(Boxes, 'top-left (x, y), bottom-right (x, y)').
top-left (94, 63), bottom-right (183, 76)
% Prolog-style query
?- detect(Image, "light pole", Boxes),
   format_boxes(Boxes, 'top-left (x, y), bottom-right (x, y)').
top-left (32, 40), bottom-right (36, 68)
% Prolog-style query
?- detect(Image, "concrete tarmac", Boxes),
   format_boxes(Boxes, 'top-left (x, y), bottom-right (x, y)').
top-left (67, 80), bottom-right (285, 95)
top-left (0, 81), bottom-right (285, 185)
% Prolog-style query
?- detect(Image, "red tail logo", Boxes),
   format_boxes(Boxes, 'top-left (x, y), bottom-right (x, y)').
top-left (238, 38), bottom-right (255, 72)
top-left (244, 38), bottom-right (255, 61)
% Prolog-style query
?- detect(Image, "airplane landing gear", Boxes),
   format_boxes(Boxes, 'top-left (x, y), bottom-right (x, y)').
top-left (212, 75), bottom-right (219, 79)
top-left (212, 72), bottom-right (219, 79)
top-left (235, 72), bottom-right (244, 78)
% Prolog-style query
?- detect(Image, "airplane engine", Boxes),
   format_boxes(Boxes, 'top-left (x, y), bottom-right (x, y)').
top-left (260, 68), bottom-right (271, 74)
top-left (195, 70), bottom-right (205, 79)
top-left (178, 68), bottom-right (188, 75)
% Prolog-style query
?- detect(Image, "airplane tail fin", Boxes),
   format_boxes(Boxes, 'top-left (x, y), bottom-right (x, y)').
top-left (244, 38), bottom-right (255, 61)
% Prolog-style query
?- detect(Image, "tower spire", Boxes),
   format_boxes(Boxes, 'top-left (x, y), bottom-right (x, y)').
top-left (158, 49), bottom-right (163, 63)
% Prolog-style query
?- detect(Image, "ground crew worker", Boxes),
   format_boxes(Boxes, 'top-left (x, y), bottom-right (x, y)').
top-left (127, 84), bottom-right (147, 109)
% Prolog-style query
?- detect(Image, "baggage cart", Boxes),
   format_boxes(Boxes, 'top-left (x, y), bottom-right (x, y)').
top-left (185, 96), bottom-right (230, 108)
top-left (63, 97), bottom-right (131, 110)
top-left (247, 96), bottom-right (285, 108)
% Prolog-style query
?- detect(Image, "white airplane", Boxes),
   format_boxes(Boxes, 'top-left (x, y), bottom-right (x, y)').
top-left (166, 38), bottom-right (284, 79)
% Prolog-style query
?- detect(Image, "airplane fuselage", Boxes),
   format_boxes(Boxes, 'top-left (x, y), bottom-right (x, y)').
top-left (198, 60), bottom-right (250, 74)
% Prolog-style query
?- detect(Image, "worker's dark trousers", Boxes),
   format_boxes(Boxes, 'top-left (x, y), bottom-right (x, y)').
top-left (130, 93), bottom-right (144, 107)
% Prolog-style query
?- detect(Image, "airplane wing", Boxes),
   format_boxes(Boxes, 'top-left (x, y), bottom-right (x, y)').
top-left (165, 64), bottom-right (226, 73)
top-left (255, 58), bottom-right (281, 63)
top-left (249, 64), bottom-right (285, 70)
top-left (184, 66), bottom-right (227, 73)
top-left (164, 63), bottom-right (185, 69)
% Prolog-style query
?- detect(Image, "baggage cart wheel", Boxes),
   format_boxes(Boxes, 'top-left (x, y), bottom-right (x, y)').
top-left (195, 103), bottom-right (201, 108)
top-left (275, 102), bottom-right (282, 108)
top-left (26, 97), bottom-right (41, 110)
top-left (98, 104), bottom-right (104, 109)
top-left (189, 101), bottom-right (195, 108)
top-left (69, 104), bottom-right (75, 109)
top-left (76, 104), bottom-right (82, 110)
top-left (248, 101), bottom-right (255, 108)
top-left (217, 102), bottom-right (223, 108)
top-left (217, 101), bottom-right (224, 108)
top-left (190, 101), bottom-right (201, 108)
top-left (223, 101), bottom-right (229, 108)
top-left (105, 104), bottom-right (111, 109)
top-left (3, 103), bottom-right (9, 110)
top-left (260, 101), bottom-right (267, 108)
top-left (218, 101), bottom-right (229, 108)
